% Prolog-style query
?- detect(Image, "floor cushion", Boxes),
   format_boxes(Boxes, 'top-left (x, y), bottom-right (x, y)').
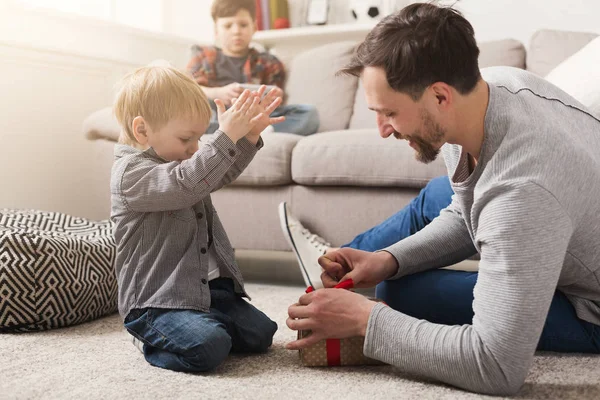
top-left (0, 209), bottom-right (116, 332)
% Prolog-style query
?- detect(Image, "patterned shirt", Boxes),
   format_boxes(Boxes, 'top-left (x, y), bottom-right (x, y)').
top-left (110, 132), bottom-right (263, 318)
top-left (186, 45), bottom-right (286, 88)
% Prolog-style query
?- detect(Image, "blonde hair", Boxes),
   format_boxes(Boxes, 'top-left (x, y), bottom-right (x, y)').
top-left (113, 66), bottom-right (212, 147)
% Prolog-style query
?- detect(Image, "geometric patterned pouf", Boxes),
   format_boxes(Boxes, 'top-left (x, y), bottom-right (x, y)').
top-left (0, 209), bottom-right (117, 332)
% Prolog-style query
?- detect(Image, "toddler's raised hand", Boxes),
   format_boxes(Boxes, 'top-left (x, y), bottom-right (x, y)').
top-left (215, 89), bottom-right (264, 143)
top-left (247, 85), bottom-right (286, 139)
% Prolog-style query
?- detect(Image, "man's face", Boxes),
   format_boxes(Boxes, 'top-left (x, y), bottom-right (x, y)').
top-left (146, 117), bottom-right (208, 162)
top-left (214, 9), bottom-right (256, 57)
top-left (362, 66), bottom-right (446, 163)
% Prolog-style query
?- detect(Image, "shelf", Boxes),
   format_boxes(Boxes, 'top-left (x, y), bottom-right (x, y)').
top-left (252, 23), bottom-right (376, 48)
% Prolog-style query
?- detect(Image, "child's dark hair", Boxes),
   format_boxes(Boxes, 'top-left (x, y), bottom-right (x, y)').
top-left (211, 0), bottom-right (256, 22)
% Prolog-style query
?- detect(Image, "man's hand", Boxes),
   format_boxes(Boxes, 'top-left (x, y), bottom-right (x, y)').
top-left (286, 288), bottom-right (377, 350)
top-left (319, 248), bottom-right (399, 288)
top-left (246, 85), bottom-right (285, 140)
top-left (215, 89), bottom-right (263, 143)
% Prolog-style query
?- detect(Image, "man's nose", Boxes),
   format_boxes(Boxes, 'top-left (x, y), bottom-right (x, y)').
top-left (378, 123), bottom-right (394, 139)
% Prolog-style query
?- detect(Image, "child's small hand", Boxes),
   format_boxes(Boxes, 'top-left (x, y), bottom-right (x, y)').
top-left (247, 85), bottom-right (286, 139)
top-left (215, 89), bottom-right (264, 143)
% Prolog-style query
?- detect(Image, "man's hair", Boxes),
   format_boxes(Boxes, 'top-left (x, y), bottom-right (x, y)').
top-left (211, 0), bottom-right (256, 22)
top-left (113, 66), bottom-right (212, 147)
top-left (339, 2), bottom-right (481, 100)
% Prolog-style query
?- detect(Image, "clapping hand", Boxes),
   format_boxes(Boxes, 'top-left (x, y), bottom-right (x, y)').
top-left (215, 89), bottom-right (263, 143)
top-left (246, 85), bottom-right (286, 139)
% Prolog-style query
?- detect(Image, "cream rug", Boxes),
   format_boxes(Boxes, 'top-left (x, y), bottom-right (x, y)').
top-left (2, 283), bottom-right (599, 400)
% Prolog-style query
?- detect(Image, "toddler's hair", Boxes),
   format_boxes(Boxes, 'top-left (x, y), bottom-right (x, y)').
top-left (114, 66), bottom-right (212, 147)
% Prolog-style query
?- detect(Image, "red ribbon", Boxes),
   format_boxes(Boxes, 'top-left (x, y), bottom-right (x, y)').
top-left (326, 339), bottom-right (341, 366)
top-left (305, 278), bottom-right (354, 293)
top-left (304, 280), bottom-right (354, 366)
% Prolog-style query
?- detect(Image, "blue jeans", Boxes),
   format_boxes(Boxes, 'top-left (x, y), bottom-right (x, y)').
top-left (376, 270), bottom-right (600, 353)
top-left (124, 278), bottom-right (278, 372)
top-left (206, 103), bottom-right (319, 136)
top-left (344, 175), bottom-right (600, 353)
top-left (342, 175), bottom-right (454, 251)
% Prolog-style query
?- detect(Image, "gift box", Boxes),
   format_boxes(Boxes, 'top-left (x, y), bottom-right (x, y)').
top-left (298, 330), bottom-right (385, 367)
top-left (297, 279), bottom-right (385, 366)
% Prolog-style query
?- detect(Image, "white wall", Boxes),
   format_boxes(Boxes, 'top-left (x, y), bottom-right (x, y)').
top-left (163, 0), bottom-right (215, 44)
top-left (455, 0), bottom-right (600, 46)
top-left (0, 3), bottom-right (195, 219)
top-left (159, 0), bottom-right (600, 48)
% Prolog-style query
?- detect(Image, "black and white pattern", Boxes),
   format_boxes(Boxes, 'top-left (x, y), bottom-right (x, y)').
top-left (0, 209), bottom-right (117, 332)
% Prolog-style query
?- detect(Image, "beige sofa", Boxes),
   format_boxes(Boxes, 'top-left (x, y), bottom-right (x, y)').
top-left (83, 29), bottom-right (598, 282)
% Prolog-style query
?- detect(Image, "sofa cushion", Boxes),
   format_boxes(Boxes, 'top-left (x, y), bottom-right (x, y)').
top-left (545, 37), bottom-right (600, 117)
top-left (291, 129), bottom-right (447, 188)
top-left (349, 38), bottom-right (526, 130)
top-left (527, 29), bottom-right (598, 77)
top-left (285, 41), bottom-right (359, 133)
top-left (230, 132), bottom-right (303, 186)
top-left (83, 106), bottom-right (120, 142)
top-left (0, 209), bottom-right (117, 332)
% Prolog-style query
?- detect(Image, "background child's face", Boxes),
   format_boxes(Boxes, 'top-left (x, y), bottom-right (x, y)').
top-left (214, 9), bottom-right (256, 56)
top-left (147, 117), bottom-right (208, 162)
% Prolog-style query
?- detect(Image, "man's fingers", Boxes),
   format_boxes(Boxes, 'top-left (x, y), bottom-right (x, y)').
top-left (297, 291), bottom-right (314, 306)
top-left (287, 303), bottom-right (312, 320)
top-left (285, 316), bottom-right (314, 331)
top-left (319, 255), bottom-right (343, 275)
top-left (321, 271), bottom-right (339, 288)
top-left (286, 333), bottom-right (323, 350)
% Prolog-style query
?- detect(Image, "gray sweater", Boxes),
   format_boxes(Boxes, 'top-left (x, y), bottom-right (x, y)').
top-left (364, 67), bottom-right (600, 395)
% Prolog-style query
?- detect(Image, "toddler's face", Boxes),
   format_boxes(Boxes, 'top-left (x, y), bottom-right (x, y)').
top-left (215, 9), bottom-right (256, 57)
top-left (147, 117), bottom-right (208, 162)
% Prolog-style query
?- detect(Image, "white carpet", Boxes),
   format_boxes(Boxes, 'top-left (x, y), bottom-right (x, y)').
top-left (2, 283), bottom-right (599, 400)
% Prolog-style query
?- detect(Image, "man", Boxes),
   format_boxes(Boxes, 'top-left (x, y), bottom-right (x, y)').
top-left (283, 3), bottom-right (600, 396)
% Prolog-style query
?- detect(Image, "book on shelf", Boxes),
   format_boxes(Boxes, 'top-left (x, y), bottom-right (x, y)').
top-left (256, 0), bottom-right (290, 30)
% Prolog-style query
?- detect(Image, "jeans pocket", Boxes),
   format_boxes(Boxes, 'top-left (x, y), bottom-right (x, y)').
top-left (125, 308), bottom-right (148, 324)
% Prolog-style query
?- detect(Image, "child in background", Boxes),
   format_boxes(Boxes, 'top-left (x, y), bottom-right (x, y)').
top-left (111, 65), bottom-right (283, 372)
top-left (187, 0), bottom-right (320, 136)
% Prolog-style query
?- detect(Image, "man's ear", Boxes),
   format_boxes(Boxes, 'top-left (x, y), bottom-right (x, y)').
top-left (132, 116), bottom-right (149, 145)
top-left (430, 82), bottom-right (453, 109)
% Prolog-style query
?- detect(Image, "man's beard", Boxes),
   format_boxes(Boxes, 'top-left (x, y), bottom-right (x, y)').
top-left (410, 110), bottom-right (445, 164)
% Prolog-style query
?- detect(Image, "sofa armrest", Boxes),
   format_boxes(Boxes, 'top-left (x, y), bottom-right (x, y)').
top-left (83, 106), bottom-right (120, 142)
